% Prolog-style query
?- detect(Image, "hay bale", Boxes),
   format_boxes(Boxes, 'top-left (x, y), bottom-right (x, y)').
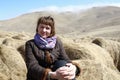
top-left (0, 44), bottom-right (27, 80)
top-left (17, 45), bottom-right (25, 60)
top-left (63, 40), bottom-right (115, 68)
top-left (12, 33), bottom-right (31, 40)
top-left (2, 38), bottom-right (26, 49)
top-left (73, 60), bottom-right (120, 80)
top-left (0, 72), bottom-right (9, 80)
top-left (92, 38), bottom-right (120, 71)
top-left (64, 43), bottom-right (94, 60)
top-left (0, 58), bottom-right (10, 80)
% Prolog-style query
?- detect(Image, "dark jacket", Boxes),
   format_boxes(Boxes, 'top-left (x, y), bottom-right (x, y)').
top-left (25, 38), bottom-right (74, 80)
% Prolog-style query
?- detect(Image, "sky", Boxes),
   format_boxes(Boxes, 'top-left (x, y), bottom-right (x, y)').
top-left (0, 0), bottom-right (120, 20)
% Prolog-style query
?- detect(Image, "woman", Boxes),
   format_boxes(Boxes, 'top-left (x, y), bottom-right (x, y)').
top-left (25, 16), bottom-right (81, 80)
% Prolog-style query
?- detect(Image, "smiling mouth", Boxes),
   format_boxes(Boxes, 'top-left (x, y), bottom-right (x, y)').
top-left (42, 33), bottom-right (47, 35)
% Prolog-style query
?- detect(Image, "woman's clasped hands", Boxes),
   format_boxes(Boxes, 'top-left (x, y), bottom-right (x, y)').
top-left (56, 63), bottom-right (76, 80)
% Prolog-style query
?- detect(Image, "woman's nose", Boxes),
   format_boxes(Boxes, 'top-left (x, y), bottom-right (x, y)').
top-left (43, 28), bottom-right (47, 32)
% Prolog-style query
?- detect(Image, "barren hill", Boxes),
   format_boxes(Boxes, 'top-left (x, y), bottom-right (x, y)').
top-left (0, 6), bottom-right (120, 39)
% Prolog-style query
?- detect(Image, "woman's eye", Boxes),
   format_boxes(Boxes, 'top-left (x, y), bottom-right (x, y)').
top-left (46, 27), bottom-right (50, 30)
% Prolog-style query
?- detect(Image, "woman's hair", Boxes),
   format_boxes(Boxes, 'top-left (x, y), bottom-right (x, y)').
top-left (36, 16), bottom-right (55, 37)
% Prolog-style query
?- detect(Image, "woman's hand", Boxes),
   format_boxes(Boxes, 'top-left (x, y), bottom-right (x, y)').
top-left (64, 63), bottom-right (76, 79)
top-left (55, 63), bottom-right (76, 80)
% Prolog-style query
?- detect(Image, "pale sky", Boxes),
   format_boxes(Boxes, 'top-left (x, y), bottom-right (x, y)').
top-left (0, 0), bottom-right (120, 20)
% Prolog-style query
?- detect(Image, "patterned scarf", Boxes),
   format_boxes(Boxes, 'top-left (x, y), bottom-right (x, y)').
top-left (34, 33), bottom-right (57, 49)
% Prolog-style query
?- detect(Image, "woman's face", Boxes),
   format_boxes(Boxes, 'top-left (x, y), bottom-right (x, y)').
top-left (37, 24), bottom-right (51, 38)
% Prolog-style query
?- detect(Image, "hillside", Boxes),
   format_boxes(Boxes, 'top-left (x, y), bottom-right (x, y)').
top-left (0, 6), bottom-right (120, 40)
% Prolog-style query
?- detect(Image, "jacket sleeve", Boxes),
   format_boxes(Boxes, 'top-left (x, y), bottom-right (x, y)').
top-left (57, 38), bottom-right (71, 63)
top-left (72, 62), bottom-right (81, 77)
top-left (25, 40), bottom-right (51, 80)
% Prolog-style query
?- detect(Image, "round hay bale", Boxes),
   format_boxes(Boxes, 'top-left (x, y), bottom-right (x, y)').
top-left (64, 43), bottom-right (94, 60)
top-left (0, 44), bottom-right (27, 80)
top-left (17, 45), bottom-right (25, 61)
top-left (92, 38), bottom-right (120, 71)
top-left (2, 38), bottom-right (25, 49)
top-left (73, 60), bottom-right (120, 80)
top-left (12, 33), bottom-right (30, 40)
top-left (0, 72), bottom-right (9, 80)
top-left (63, 42), bottom-right (114, 69)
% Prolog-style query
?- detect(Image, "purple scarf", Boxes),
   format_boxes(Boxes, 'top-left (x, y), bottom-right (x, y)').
top-left (34, 33), bottom-right (57, 49)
